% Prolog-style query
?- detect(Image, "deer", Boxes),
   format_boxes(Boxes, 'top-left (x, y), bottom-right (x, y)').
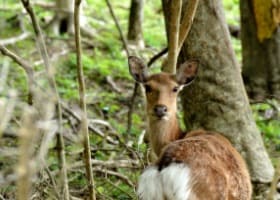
top-left (128, 56), bottom-right (252, 200)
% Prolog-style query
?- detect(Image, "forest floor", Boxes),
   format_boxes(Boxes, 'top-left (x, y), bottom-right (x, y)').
top-left (0, 0), bottom-right (280, 199)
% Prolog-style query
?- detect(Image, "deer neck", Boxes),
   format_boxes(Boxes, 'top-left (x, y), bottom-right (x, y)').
top-left (147, 112), bottom-right (182, 156)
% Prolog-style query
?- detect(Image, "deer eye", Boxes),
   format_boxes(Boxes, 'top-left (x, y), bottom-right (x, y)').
top-left (172, 86), bottom-right (179, 93)
top-left (145, 85), bottom-right (152, 93)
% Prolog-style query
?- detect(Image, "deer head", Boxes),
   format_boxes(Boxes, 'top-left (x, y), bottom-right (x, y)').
top-left (128, 56), bottom-right (198, 155)
top-left (128, 56), bottom-right (198, 121)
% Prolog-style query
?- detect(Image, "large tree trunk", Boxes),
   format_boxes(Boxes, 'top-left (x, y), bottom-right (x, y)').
top-left (127, 0), bottom-right (144, 48)
top-left (162, 0), bottom-right (274, 192)
top-left (241, 0), bottom-right (280, 100)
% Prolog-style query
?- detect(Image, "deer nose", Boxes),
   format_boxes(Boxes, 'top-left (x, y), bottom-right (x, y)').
top-left (154, 105), bottom-right (168, 118)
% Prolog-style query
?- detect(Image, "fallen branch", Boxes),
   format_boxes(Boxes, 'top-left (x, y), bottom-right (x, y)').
top-left (0, 32), bottom-right (31, 46)
top-left (34, 48), bottom-right (71, 66)
top-left (61, 103), bottom-right (118, 145)
top-left (93, 167), bottom-right (134, 187)
top-left (72, 159), bottom-right (140, 169)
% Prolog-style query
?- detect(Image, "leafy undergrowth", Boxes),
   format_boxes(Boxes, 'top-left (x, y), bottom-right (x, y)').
top-left (0, 0), bottom-right (279, 200)
top-left (252, 100), bottom-right (280, 165)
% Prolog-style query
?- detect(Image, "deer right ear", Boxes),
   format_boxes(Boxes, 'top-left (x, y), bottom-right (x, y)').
top-left (128, 56), bottom-right (149, 83)
top-left (176, 60), bottom-right (198, 86)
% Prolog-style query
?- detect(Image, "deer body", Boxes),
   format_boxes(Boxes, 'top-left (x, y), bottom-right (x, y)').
top-left (128, 56), bottom-right (252, 200)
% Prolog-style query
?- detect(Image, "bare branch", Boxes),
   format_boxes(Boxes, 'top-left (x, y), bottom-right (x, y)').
top-left (74, 0), bottom-right (96, 199)
top-left (0, 45), bottom-right (33, 75)
top-left (147, 47), bottom-right (168, 67)
top-left (105, 0), bottom-right (130, 57)
top-left (0, 45), bottom-right (34, 104)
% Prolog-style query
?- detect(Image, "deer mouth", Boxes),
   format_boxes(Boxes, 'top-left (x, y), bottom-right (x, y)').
top-left (151, 113), bottom-right (169, 121)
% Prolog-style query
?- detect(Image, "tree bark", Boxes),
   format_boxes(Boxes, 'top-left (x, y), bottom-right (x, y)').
top-left (241, 0), bottom-right (280, 100)
top-left (162, 0), bottom-right (274, 186)
top-left (49, 0), bottom-right (75, 35)
top-left (127, 0), bottom-right (144, 48)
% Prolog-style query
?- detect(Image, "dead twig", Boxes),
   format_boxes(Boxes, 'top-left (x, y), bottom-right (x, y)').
top-left (74, 0), bottom-right (96, 199)
top-left (44, 166), bottom-right (60, 199)
top-left (106, 76), bottom-right (122, 93)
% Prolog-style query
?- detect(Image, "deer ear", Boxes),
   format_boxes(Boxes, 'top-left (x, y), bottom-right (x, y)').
top-left (128, 56), bottom-right (149, 83)
top-left (176, 60), bottom-right (198, 86)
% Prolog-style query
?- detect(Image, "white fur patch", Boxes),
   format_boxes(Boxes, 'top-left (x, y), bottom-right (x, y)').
top-left (137, 164), bottom-right (192, 200)
top-left (161, 164), bottom-right (192, 200)
top-left (137, 166), bottom-right (164, 200)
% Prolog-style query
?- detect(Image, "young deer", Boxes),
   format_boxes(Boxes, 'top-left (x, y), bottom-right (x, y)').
top-left (128, 56), bottom-right (252, 200)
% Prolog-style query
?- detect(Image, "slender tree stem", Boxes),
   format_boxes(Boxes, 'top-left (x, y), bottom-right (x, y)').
top-left (105, 0), bottom-right (130, 57)
top-left (164, 0), bottom-right (182, 74)
top-left (178, 0), bottom-right (199, 51)
top-left (74, 0), bottom-right (96, 199)
top-left (20, 0), bottom-right (69, 199)
top-left (149, 0), bottom-right (199, 69)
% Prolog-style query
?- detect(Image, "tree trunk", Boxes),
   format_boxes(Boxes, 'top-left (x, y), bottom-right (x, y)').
top-left (162, 0), bottom-right (274, 190)
top-left (50, 0), bottom-right (75, 35)
top-left (241, 0), bottom-right (280, 100)
top-left (127, 0), bottom-right (144, 48)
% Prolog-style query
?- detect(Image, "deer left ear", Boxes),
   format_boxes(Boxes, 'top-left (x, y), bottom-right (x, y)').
top-left (176, 60), bottom-right (198, 86)
top-left (128, 56), bottom-right (149, 83)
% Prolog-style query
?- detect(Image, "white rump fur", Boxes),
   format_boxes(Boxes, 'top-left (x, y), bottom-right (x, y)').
top-left (137, 163), bottom-right (192, 200)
